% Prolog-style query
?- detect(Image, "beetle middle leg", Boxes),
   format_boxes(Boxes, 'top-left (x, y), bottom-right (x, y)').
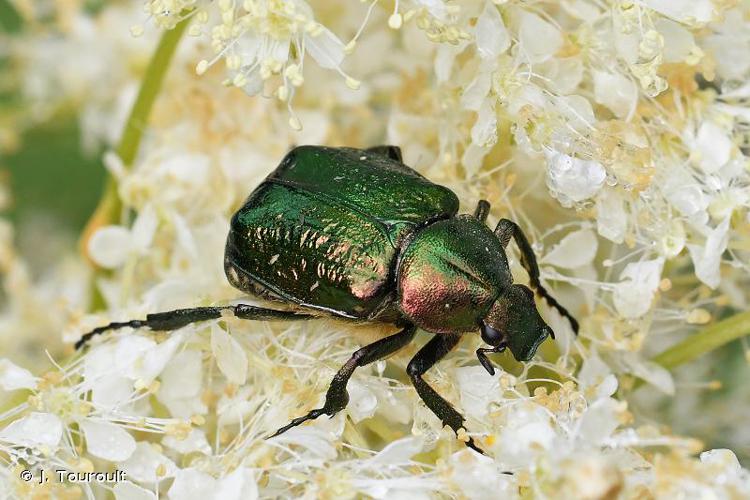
top-left (406, 333), bottom-right (484, 454)
top-left (495, 218), bottom-right (579, 334)
top-left (75, 305), bottom-right (312, 349)
top-left (268, 323), bottom-right (417, 438)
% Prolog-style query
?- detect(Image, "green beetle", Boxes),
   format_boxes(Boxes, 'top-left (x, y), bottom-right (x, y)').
top-left (79, 145), bottom-right (578, 454)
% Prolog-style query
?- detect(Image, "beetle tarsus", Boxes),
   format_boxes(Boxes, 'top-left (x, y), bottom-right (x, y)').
top-left (495, 218), bottom-right (580, 335)
top-left (267, 409), bottom-right (328, 439)
top-left (268, 325), bottom-right (417, 439)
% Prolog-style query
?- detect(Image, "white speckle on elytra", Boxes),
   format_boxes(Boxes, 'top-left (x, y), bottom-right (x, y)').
top-left (269, 254), bottom-right (280, 265)
top-left (310, 281), bottom-right (320, 291)
top-left (359, 155), bottom-right (367, 160)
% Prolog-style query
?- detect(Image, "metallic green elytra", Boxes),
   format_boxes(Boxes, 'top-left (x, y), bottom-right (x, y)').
top-left (79, 144), bottom-right (579, 454)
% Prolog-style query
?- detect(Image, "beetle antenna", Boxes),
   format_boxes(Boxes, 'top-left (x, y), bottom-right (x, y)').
top-left (75, 305), bottom-right (311, 350)
top-left (532, 281), bottom-right (579, 335)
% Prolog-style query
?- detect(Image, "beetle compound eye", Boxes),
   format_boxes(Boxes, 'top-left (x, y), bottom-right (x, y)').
top-left (480, 322), bottom-right (505, 346)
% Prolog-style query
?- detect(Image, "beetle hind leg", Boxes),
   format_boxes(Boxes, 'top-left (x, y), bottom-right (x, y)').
top-left (407, 333), bottom-right (485, 454)
top-left (495, 219), bottom-right (580, 334)
top-left (268, 324), bottom-right (417, 439)
top-left (75, 304), bottom-right (312, 350)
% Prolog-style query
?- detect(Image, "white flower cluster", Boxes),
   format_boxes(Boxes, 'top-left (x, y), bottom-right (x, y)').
top-left (1, 0), bottom-right (749, 498)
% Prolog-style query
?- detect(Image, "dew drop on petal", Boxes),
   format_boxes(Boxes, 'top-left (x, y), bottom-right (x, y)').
top-left (546, 150), bottom-right (606, 204)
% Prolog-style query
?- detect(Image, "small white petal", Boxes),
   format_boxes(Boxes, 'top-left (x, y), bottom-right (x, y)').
top-left (448, 450), bottom-right (515, 499)
top-left (0, 359), bottom-right (37, 391)
top-left (0, 412), bottom-right (63, 448)
top-left (129, 333), bottom-right (185, 384)
top-left (168, 468), bottom-right (216, 500)
top-left (131, 204), bottom-right (159, 252)
top-left (596, 191), bottom-right (627, 244)
top-left (661, 167), bottom-right (708, 217)
top-left (305, 27), bottom-right (345, 70)
top-left (214, 468), bottom-right (258, 500)
top-left (494, 404), bottom-right (556, 464)
top-left (700, 449), bottom-right (742, 472)
top-left (211, 324), bottom-right (248, 385)
top-left (687, 218), bottom-right (729, 289)
top-left (114, 481), bottom-right (157, 500)
top-left (475, 2), bottom-right (509, 59)
top-left (542, 56), bottom-right (584, 94)
top-left (347, 379), bottom-right (378, 423)
top-left (470, 99), bottom-right (498, 147)
top-left (578, 398), bottom-right (623, 444)
top-left (541, 228), bottom-right (598, 269)
top-left (695, 121), bottom-right (733, 173)
top-left (656, 18), bottom-right (696, 63)
top-left (120, 442), bottom-right (177, 484)
top-left (81, 419), bottom-right (136, 462)
top-left (518, 12), bottom-right (562, 63)
top-left (370, 436), bottom-right (425, 464)
top-left (617, 352), bottom-right (675, 394)
top-left (456, 365), bottom-right (500, 418)
top-left (163, 429), bottom-right (211, 455)
top-left (557, 94), bottom-right (595, 131)
top-left (593, 70), bottom-right (637, 119)
top-left (171, 212), bottom-right (199, 261)
top-left (643, 0), bottom-right (716, 24)
top-left (461, 71), bottom-right (492, 111)
top-left (159, 350), bottom-right (203, 400)
top-left (612, 258), bottom-right (665, 319)
top-left (88, 225), bottom-right (132, 268)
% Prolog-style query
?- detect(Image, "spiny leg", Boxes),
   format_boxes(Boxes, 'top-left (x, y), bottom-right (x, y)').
top-left (365, 145), bottom-right (403, 162)
top-left (269, 323), bottom-right (417, 438)
top-left (406, 333), bottom-right (484, 454)
top-left (75, 305), bottom-right (312, 350)
top-left (473, 199), bottom-right (490, 223)
top-left (494, 218), bottom-right (579, 334)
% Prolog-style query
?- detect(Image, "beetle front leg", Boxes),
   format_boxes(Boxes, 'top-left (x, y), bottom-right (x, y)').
top-left (75, 305), bottom-right (312, 349)
top-left (473, 200), bottom-right (491, 223)
top-left (494, 218), bottom-right (579, 334)
top-left (406, 333), bottom-right (484, 454)
top-left (365, 145), bottom-right (403, 162)
top-left (268, 324), bottom-right (417, 438)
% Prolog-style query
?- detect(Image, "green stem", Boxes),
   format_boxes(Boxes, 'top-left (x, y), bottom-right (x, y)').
top-left (116, 18), bottom-right (190, 165)
top-left (80, 17), bottom-right (190, 256)
top-left (652, 310), bottom-right (750, 370)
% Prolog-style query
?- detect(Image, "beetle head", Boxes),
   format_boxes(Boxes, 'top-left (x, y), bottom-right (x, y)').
top-left (481, 284), bottom-right (553, 363)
